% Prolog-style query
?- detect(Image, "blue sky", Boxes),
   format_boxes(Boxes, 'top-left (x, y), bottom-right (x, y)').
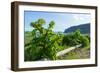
top-left (24, 11), bottom-right (91, 32)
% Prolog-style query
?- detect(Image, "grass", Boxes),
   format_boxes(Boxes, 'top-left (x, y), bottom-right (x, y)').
top-left (57, 47), bottom-right (90, 60)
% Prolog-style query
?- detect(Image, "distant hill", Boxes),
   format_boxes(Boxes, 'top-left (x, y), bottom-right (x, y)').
top-left (64, 23), bottom-right (90, 34)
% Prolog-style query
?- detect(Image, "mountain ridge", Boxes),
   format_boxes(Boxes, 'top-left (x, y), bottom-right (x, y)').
top-left (64, 23), bottom-right (90, 34)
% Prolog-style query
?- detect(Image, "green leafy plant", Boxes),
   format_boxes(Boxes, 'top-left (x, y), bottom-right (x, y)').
top-left (62, 29), bottom-right (90, 47)
top-left (25, 18), bottom-right (64, 61)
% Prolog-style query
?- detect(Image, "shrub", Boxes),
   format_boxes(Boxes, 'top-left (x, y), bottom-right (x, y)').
top-left (62, 29), bottom-right (90, 47)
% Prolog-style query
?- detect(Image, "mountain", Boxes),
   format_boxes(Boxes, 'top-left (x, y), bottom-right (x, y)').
top-left (64, 23), bottom-right (90, 34)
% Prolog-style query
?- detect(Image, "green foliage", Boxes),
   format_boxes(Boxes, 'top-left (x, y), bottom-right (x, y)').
top-left (85, 35), bottom-right (90, 42)
top-left (25, 18), bottom-right (90, 61)
top-left (80, 35), bottom-right (90, 47)
top-left (63, 29), bottom-right (90, 47)
top-left (63, 29), bottom-right (81, 46)
top-left (25, 18), bottom-right (63, 61)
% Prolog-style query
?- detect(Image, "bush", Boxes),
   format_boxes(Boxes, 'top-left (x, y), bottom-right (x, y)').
top-left (63, 29), bottom-right (81, 46)
top-left (80, 35), bottom-right (89, 47)
top-left (62, 29), bottom-right (90, 47)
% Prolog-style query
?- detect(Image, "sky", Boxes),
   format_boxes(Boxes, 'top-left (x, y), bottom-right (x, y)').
top-left (24, 11), bottom-right (91, 32)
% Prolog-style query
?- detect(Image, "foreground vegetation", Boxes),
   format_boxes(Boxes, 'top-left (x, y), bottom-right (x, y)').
top-left (24, 18), bottom-right (90, 61)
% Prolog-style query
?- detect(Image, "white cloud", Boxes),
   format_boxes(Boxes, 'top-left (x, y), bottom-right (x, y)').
top-left (73, 15), bottom-right (85, 21)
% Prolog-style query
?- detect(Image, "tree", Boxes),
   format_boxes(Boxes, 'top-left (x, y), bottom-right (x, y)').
top-left (62, 29), bottom-right (89, 47)
top-left (63, 29), bottom-right (81, 46)
top-left (25, 18), bottom-right (63, 61)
